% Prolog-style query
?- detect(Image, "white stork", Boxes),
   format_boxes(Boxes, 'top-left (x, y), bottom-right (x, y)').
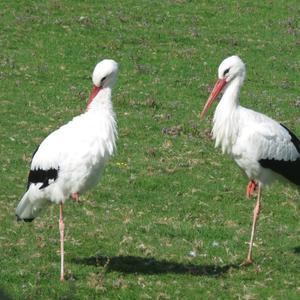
top-left (200, 55), bottom-right (300, 265)
top-left (16, 59), bottom-right (118, 281)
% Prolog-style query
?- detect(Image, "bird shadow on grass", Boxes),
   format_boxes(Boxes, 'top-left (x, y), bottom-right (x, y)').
top-left (72, 254), bottom-right (239, 277)
top-left (0, 288), bottom-right (12, 300)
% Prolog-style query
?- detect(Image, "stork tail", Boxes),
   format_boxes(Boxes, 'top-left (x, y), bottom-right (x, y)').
top-left (15, 190), bottom-right (48, 221)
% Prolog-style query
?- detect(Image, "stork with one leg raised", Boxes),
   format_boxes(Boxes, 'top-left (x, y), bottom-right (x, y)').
top-left (200, 55), bottom-right (300, 264)
top-left (16, 59), bottom-right (118, 281)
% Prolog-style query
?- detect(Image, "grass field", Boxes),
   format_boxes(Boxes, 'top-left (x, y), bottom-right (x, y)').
top-left (0, 0), bottom-right (299, 299)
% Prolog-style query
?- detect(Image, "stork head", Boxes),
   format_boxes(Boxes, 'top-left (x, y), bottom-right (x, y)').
top-left (218, 55), bottom-right (245, 83)
top-left (92, 59), bottom-right (118, 89)
top-left (87, 59), bottom-right (118, 109)
top-left (200, 55), bottom-right (245, 118)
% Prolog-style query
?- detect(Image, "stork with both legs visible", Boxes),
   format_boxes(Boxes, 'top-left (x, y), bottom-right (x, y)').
top-left (200, 55), bottom-right (300, 264)
top-left (16, 59), bottom-right (118, 281)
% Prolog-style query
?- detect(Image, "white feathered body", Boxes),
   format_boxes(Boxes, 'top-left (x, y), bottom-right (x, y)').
top-left (16, 88), bottom-right (117, 219)
top-left (212, 78), bottom-right (299, 186)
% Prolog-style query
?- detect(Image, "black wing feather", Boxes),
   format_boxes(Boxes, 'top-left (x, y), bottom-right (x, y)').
top-left (27, 168), bottom-right (59, 190)
top-left (27, 146), bottom-right (59, 189)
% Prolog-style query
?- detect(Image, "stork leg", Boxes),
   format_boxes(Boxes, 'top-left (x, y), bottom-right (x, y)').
top-left (243, 184), bottom-right (262, 265)
top-left (246, 180), bottom-right (257, 198)
top-left (59, 203), bottom-right (65, 281)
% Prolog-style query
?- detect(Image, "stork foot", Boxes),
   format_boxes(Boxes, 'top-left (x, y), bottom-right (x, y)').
top-left (240, 258), bottom-right (253, 266)
top-left (71, 192), bottom-right (80, 203)
top-left (246, 180), bottom-right (257, 198)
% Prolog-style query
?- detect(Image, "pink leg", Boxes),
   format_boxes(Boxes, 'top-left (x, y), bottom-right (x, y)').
top-left (71, 192), bottom-right (80, 202)
top-left (59, 203), bottom-right (65, 281)
top-left (246, 180), bottom-right (257, 198)
top-left (243, 184), bottom-right (262, 265)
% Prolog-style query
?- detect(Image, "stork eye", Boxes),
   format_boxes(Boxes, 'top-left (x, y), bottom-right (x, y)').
top-left (223, 68), bottom-right (230, 76)
top-left (101, 76), bottom-right (107, 83)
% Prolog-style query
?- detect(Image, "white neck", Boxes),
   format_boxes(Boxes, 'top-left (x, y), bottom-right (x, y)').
top-left (217, 76), bottom-right (243, 114)
top-left (212, 76), bottom-right (243, 153)
top-left (87, 88), bottom-right (113, 112)
top-left (84, 86), bottom-right (117, 156)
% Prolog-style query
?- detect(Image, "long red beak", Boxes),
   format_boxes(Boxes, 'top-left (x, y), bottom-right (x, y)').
top-left (200, 79), bottom-right (227, 119)
top-left (86, 85), bottom-right (102, 110)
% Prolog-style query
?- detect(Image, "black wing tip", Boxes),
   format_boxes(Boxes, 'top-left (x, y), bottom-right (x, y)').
top-left (16, 215), bottom-right (35, 222)
top-left (259, 158), bottom-right (300, 186)
top-left (280, 123), bottom-right (300, 153)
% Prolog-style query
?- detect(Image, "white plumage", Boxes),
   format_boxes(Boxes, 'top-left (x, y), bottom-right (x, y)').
top-left (16, 59), bottom-right (117, 219)
top-left (16, 59), bottom-right (118, 280)
top-left (214, 105), bottom-right (299, 185)
top-left (200, 55), bottom-right (300, 264)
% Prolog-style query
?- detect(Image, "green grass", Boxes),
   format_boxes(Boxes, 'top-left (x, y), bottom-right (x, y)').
top-left (1, 0), bottom-right (300, 299)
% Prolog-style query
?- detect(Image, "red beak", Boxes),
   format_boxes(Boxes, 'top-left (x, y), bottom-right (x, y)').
top-left (200, 79), bottom-right (227, 119)
top-left (86, 85), bottom-right (102, 110)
